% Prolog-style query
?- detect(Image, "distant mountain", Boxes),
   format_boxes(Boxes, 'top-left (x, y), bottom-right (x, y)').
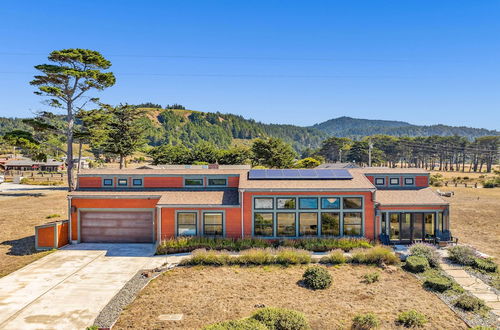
top-left (311, 116), bottom-right (498, 140)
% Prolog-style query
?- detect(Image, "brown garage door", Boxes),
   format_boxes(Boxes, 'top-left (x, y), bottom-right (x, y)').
top-left (80, 211), bottom-right (154, 243)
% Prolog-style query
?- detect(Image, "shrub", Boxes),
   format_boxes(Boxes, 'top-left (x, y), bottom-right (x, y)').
top-left (363, 272), bottom-right (380, 284)
top-left (470, 326), bottom-right (495, 330)
top-left (251, 307), bottom-right (310, 330)
top-left (448, 245), bottom-right (476, 266)
top-left (352, 313), bottom-right (380, 329)
top-left (237, 249), bottom-right (274, 265)
top-left (423, 276), bottom-right (452, 292)
top-left (409, 243), bottom-right (440, 268)
top-left (275, 248), bottom-right (311, 265)
top-left (46, 214), bottom-right (61, 219)
top-left (482, 180), bottom-right (496, 188)
top-left (351, 246), bottom-right (399, 266)
top-left (395, 310), bottom-right (427, 328)
top-left (203, 318), bottom-right (267, 330)
top-left (180, 249), bottom-right (230, 266)
top-left (454, 294), bottom-right (488, 312)
top-left (320, 249), bottom-right (347, 264)
top-left (404, 256), bottom-right (429, 273)
top-left (473, 257), bottom-right (498, 272)
top-left (302, 266), bottom-right (332, 290)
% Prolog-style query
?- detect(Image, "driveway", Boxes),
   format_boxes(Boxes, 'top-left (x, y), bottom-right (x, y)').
top-left (0, 244), bottom-right (167, 330)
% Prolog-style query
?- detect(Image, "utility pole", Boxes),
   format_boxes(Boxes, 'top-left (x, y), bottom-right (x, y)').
top-left (368, 140), bottom-right (373, 167)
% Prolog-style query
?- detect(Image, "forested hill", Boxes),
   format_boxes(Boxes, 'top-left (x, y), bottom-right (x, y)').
top-left (311, 116), bottom-right (498, 139)
top-left (1, 109), bottom-right (498, 153)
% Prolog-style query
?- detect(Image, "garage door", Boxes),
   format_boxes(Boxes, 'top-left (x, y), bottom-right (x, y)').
top-left (80, 211), bottom-right (154, 243)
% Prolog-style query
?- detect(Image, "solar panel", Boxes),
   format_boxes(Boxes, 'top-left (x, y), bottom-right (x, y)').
top-left (248, 169), bottom-right (353, 180)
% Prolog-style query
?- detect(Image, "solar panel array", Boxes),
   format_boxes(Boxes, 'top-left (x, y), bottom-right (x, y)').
top-left (248, 169), bottom-right (353, 180)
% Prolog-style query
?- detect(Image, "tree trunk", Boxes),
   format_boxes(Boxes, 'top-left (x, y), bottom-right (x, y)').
top-left (66, 102), bottom-right (74, 191)
top-left (77, 140), bottom-right (83, 176)
top-left (119, 155), bottom-right (125, 169)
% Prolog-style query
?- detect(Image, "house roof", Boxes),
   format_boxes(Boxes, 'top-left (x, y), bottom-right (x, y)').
top-left (375, 187), bottom-right (447, 206)
top-left (158, 190), bottom-right (239, 205)
top-left (353, 167), bottom-right (428, 174)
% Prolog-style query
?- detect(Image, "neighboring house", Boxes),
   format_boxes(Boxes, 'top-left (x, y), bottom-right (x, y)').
top-left (62, 156), bottom-right (91, 169)
top-left (3, 159), bottom-right (65, 172)
top-left (316, 162), bottom-right (360, 169)
top-left (66, 166), bottom-right (449, 245)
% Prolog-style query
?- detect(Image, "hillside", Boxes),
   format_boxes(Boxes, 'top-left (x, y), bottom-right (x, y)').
top-left (311, 116), bottom-right (498, 139)
top-left (1, 109), bottom-right (498, 154)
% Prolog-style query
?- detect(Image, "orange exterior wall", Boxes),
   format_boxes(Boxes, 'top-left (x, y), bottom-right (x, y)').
top-left (228, 176), bottom-right (239, 188)
top-left (242, 191), bottom-right (376, 240)
top-left (78, 177), bottom-right (102, 188)
top-left (144, 177), bottom-right (183, 188)
top-left (160, 207), bottom-right (242, 240)
top-left (70, 198), bottom-right (159, 241)
top-left (57, 222), bottom-right (69, 247)
top-left (415, 176), bottom-right (429, 187)
top-left (365, 176), bottom-right (374, 184)
top-left (37, 226), bottom-right (54, 247)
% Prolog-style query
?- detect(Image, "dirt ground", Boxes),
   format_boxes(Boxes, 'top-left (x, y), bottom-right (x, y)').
top-left (0, 190), bottom-right (67, 277)
top-left (114, 265), bottom-right (467, 330)
top-left (439, 187), bottom-right (500, 260)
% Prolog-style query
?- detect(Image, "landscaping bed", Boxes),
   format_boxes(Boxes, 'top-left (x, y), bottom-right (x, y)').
top-left (113, 264), bottom-right (467, 329)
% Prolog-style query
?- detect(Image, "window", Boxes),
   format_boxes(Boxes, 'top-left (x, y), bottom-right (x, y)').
top-left (389, 178), bottom-right (400, 185)
top-left (299, 198), bottom-right (318, 209)
top-left (404, 177), bottom-right (414, 185)
top-left (299, 213), bottom-right (317, 236)
top-left (177, 212), bottom-right (197, 236)
top-left (277, 198), bottom-right (296, 209)
top-left (321, 212), bottom-right (340, 236)
top-left (132, 178), bottom-right (142, 186)
top-left (321, 197), bottom-right (340, 209)
top-left (185, 178), bottom-right (203, 186)
top-left (203, 212), bottom-right (223, 236)
top-left (375, 178), bottom-right (385, 185)
top-left (208, 178), bottom-right (227, 186)
top-left (103, 179), bottom-right (113, 186)
top-left (343, 197), bottom-right (362, 209)
top-left (277, 213), bottom-right (296, 236)
top-left (437, 212), bottom-right (443, 232)
top-left (255, 198), bottom-right (273, 209)
top-left (390, 213), bottom-right (399, 240)
top-left (424, 213), bottom-right (434, 238)
top-left (381, 213), bottom-right (387, 235)
top-left (118, 179), bottom-right (128, 186)
top-left (254, 213), bottom-right (273, 236)
top-left (343, 212), bottom-right (362, 236)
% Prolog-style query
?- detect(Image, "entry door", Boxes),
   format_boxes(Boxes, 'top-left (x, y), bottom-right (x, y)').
top-left (412, 213), bottom-right (424, 240)
top-left (400, 213), bottom-right (411, 240)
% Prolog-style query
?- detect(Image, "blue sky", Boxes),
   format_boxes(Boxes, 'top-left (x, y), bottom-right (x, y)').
top-left (0, 1), bottom-right (499, 129)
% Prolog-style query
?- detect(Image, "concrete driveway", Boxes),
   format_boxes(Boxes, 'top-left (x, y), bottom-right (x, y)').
top-left (0, 244), bottom-right (167, 330)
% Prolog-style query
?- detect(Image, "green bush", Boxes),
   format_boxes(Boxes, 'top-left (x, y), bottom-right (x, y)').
top-left (352, 313), bottom-right (380, 329)
top-left (482, 180), bottom-right (496, 188)
top-left (46, 214), bottom-right (61, 219)
top-left (423, 276), bottom-right (453, 292)
top-left (448, 245), bottom-right (476, 266)
top-left (302, 266), bottom-right (332, 290)
top-left (319, 249), bottom-right (347, 264)
top-left (395, 310), bottom-right (427, 328)
top-left (203, 318), bottom-right (267, 330)
top-left (251, 307), bottom-right (310, 330)
top-left (409, 243), bottom-right (439, 268)
top-left (470, 326), bottom-right (495, 330)
top-left (275, 248), bottom-right (311, 265)
top-left (237, 249), bottom-right (274, 265)
top-left (363, 272), bottom-right (380, 284)
top-left (180, 249), bottom-right (230, 266)
top-left (454, 294), bottom-right (488, 312)
top-left (404, 256), bottom-right (429, 273)
top-left (351, 246), bottom-right (399, 266)
top-left (473, 258), bottom-right (498, 272)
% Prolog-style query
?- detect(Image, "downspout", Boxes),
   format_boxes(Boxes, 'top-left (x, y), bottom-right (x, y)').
top-left (240, 189), bottom-right (245, 238)
top-left (156, 206), bottom-right (162, 246)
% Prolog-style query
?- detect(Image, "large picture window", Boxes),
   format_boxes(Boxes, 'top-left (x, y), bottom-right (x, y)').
top-left (343, 197), bottom-right (362, 209)
top-left (254, 213), bottom-right (273, 236)
top-left (203, 212), bottom-right (223, 236)
top-left (424, 213), bottom-right (434, 238)
top-left (254, 198), bottom-right (273, 209)
top-left (321, 212), bottom-right (340, 236)
top-left (299, 198), bottom-right (318, 209)
top-left (277, 213), bottom-right (296, 237)
top-left (321, 197), bottom-right (340, 209)
top-left (277, 198), bottom-right (296, 209)
top-left (299, 213), bottom-right (317, 236)
top-left (343, 212), bottom-right (362, 236)
top-left (177, 212), bottom-right (197, 236)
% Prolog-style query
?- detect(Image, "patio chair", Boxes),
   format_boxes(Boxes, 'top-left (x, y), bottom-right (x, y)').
top-left (435, 230), bottom-right (458, 247)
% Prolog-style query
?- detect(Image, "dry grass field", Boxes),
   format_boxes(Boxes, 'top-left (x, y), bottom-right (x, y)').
top-left (439, 187), bottom-right (500, 260)
top-left (0, 190), bottom-right (67, 277)
top-left (114, 265), bottom-right (467, 329)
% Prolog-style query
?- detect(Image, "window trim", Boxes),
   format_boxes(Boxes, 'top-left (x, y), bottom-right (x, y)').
top-left (404, 177), bottom-right (415, 186)
top-left (298, 197), bottom-right (318, 210)
top-left (298, 212), bottom-right (318, 236)
top-left (117, 178), bottom-right (128, 186)
top-left (132, 178), bottom-right (143, 186)
top-left (389, 177), bottom-right (400, 186)
top-left (276, 212), bottom-right (297, 237)
top-left (207, 178), bottom-right (227, 186)
top-left (202, 211), bottom-right (225, 237)
top-left (103, 178), bottom-right (113, 186)
top-left (342, 212), bottom-right (363, 236)
top-left (374, 177), bottom-right (385, 185)
top-left (184, 178), bottom-right (204, 187)
top-left (253, 212), bottom-right (274, 237)
top-left (176, 211), bottom-right (198, 236)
